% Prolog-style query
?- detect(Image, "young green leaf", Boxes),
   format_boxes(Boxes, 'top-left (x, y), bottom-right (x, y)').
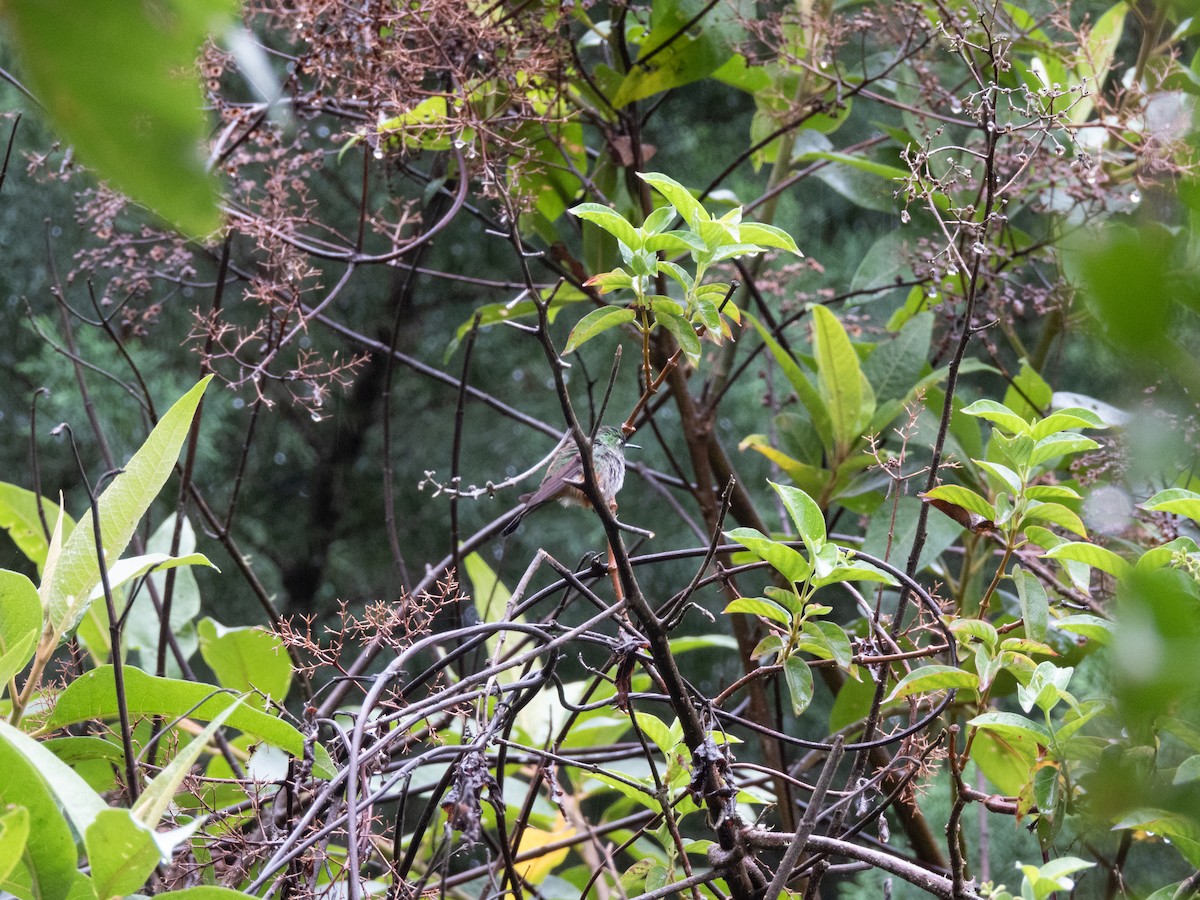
top-left (737, 222), bottom-right (803, 256)
top-left (654, 308), bottom-right (702, 363)
top-left (1012, 565), bottom-right (1049, 643)
top-left (723, 596), bottom-right (792, 627)
top-left (783, 655), bottom-right (814, 715)
top-left (570, 203), bottom-right (642, 250)
top-left (726, 527), bottom-right (812, 583)
top-left (1042, 542), bottom-right (1130, 578)
top-left (639, 173), bottom-right (708, 229)
top-left (887, 665), bottom-right (978, 701)
top-left (962, 399), bottom-right (1030, 436)
top-left (1021, 502), bottom-right (1088, 538)
top-left (811, 305), bottom-right (873, 455)
top-left (564, 307), bottom-right (636, 354)
top-left (769, 482), bottom-right (826, 555)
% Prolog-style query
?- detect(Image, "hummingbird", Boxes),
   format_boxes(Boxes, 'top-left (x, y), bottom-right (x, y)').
top-left (502, 426), bottom-right (635, 535)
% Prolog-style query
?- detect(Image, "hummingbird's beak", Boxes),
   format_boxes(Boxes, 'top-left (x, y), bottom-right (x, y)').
top-left (624, 442), bottom-right (640, 450)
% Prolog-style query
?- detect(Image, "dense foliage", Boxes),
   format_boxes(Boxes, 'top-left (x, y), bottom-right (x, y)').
top-left (2, 1), bottom-right (1200, 899)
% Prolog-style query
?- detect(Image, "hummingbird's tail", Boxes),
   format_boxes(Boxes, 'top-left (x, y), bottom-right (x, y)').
top-left (501, 492), bottom-right (537, 536)
top-left (501, 509), bottom-right (525, 536)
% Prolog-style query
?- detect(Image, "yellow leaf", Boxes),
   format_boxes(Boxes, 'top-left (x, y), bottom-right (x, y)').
top-left (515, 814), bottom-right (574, 884)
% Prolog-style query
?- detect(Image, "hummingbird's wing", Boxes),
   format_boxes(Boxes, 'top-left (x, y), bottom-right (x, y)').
top-left (520, 452), bottom-right (588, 510)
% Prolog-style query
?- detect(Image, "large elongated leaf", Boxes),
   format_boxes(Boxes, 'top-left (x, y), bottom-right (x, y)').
top-left (0, 484), bottom-right (76, 573)
top-left (0, 718), bottom-right (109, 838)
top-left (43, 377), bottom-right (211, 638)
top-left (745, 312), bottom-right (833, 452)
top-left (0, 571), bottom-right (41, 689)
top-left (0, 732), bottom-right (77, 900)
top-left (811, 305), bottom-right (874, 456)
top-left (44, 666), bottom-right (333, 778)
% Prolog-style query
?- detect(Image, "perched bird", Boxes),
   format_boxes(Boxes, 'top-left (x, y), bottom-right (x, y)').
top-left (502, 426), bottom-right (635, 535)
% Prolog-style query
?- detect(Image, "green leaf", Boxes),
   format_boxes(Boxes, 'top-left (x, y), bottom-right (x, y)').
top-left (44, 377), bottom-right (212, 638)
top-left (1025, 526), bottom-right (1091, 592)
top-left (887, 665), bottom-right (977, 701)
top-left (0, 718), bottom-right (108, 837)
top-left (5, 0), bottom-right (236, 236)
top-left (1029, 408), bottom-right (1107, 440)
top-left (0, 483), bottom-right (76, 572)
top-left (752, 634), bottom-right (784, 660)
top-left (968, 711), bottom-right (1053, 745)
top-left (643, 230), bottom-right (707, 255)
top-left (639, 173), bottom-right (708, 230)
top-left (445, 287), bottom-right (587, 358)
top-left (783, 655), bottom-right (814, 716)
top-left (1144, 490), bottom-right (1200, 525)
top-left (0, 570), bottom-right (41, 689)
top-left (564, 307), bottom-right (636, 354)
top-left (1137, 536), bottom-right (1200, 572)
top-left (0, 805), bottom-right (30, 887)
top-left (736, 223), bottom-right (802, 256)
top-left (570, 203), bottom-right (642, 250)
top-left (125, 514), bottom-right (203, 675)
top-left (86, 809), bottom-right (171, 898)
top-left (0, 731), bottom-right (76, 900)
top-left (87, 552), bottom-right (214, 604)
top-left (1012, 565), bottom-right (1049, 643)
top-left (745, 312), bottom-right (833, 451)
top-left (611, 29), bottom-right (730, 108)
top-left (631, 711), bottom-right (676, 756)
top-left (587, 771), bottom-right (656, 807)
top-left (654, 309), bottom-right (702, 363)
top-left (1028, 434), bottom-right (1100, 468)
top-left (811, 305), bottom-right (873, 455)
top-left (812, 556), bottom-right (898, 589)
top-left (862, 496), bottom-right (963, 574)
top-left (44, 666), bottom-right (334, 779)
top-left (950, 618), bottom-right (999, 649)
top-left (806, 620), bottom-right (853, 669)
top-left (1175, 755), bottom-right (1200, 785)
top-left (1042, 542), bottom-right (1129, 577)
top-left (584, 269), bottom-right (635, 294)
top-left (726, 527), bottom-right (812, 583)
top-left (1001, 361), bottom-right (1052, 423)
top-left (862, 312), bottom-right (932, 402)
top-left (1070, 2), bottom-right (1127, 124)
top-left (769, 482), bottom-right (826, 557)
top-left (962, 399), bottom-right (1030, 435)
top-left (723, 596), bottom-right (792, 627)
top-left (1021, 501), bottom-right (1087, 537)
top-left (1113, 811), bottom-right (1200, 867)
top-left (1054, 614), bottom-right (1114, 645)
top-left (971, 729), bottom-right (1036, 795)
top-left (656, 261), bottom-right (693, 292)
top-left (738, 436), bottom-right (829, 498)
top-left (972, 459), bottom-right (1023, 495)
top-left (1024, 485), bottom-right (1083, 501)
top-left (378, 96), bottom-right (453, 149)
top-left (197, 618), bottom-right (292, 707)
top-left (920, 484), bottom-right (996, 519)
